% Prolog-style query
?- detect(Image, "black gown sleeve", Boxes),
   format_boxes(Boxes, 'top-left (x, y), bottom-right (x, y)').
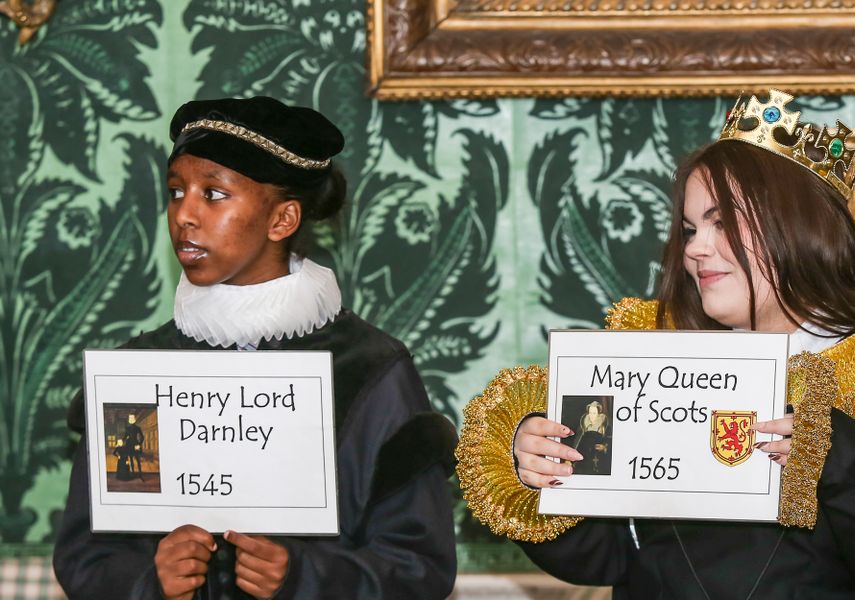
top-left (274, 463), bottom-right (453, 599)
top-left (52, 440), bottom-right (163, 599)
top-left (271, 357), bottom-right (456, 599)
top-left (517, 518), bottom-right (633, 587)
top-left (818, 407), bottom-right (855, 576)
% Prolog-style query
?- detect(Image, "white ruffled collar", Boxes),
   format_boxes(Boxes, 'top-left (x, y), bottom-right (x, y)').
top-left (174, 255), bottom-right (342, 349)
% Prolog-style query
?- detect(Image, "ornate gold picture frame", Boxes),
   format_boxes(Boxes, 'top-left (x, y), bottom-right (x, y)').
top-left (367, 0), bottom-right (855, 99)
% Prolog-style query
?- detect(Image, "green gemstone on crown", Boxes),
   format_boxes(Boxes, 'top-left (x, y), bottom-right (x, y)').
top-left (829, 138), bottom-right (844, 158)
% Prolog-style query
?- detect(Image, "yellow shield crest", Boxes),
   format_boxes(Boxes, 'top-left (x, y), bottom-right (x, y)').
top-left (710, 411), bottom-right (756, 467)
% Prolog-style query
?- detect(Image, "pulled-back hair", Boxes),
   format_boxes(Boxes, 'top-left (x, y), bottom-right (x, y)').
top-left (273, 164), bottom-right (347, 258)
top-left (657, 141), bottom-right (855, 335)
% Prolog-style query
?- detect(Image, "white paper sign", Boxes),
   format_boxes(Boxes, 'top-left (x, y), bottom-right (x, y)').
top-left (83, 350), bottom-right (338, 535)
top-left (539, 330), bottom-right (789, 522)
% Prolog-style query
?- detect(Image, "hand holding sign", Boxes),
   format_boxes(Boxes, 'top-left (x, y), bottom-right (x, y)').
top-left (513, 417), bottom-right (577, 488)
top-left (754, 414), bottom-right (794, 465)
top-left (226, 530), bottom-right (289, 599)
top-left (155, 524), bottom-right (216, 600)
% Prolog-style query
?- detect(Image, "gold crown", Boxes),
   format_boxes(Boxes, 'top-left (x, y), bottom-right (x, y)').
top-left (718, 89), bottom-right (855, 214)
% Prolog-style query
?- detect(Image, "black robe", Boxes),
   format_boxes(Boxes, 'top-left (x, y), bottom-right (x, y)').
top-left (518, 408), bottom-right (855, 600)
top-left (53, 309), bottom-right (458, 599)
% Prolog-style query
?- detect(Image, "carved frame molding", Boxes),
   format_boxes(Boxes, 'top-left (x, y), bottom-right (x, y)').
top-left (367, 0), bottom-right (855, 99)
top-left (0, 0), bottom-right (56, 44)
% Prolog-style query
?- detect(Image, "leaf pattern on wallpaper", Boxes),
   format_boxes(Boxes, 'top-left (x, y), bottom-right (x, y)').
top-left (184, 0), bottom-right (507, 420)
top-left (6, 0), bottom-right (162, 180)
top-left (0, 134), bottom-right (166, 543)
top-left (0, 0), bottom-right (165, 542)
top-left (368, 130), bottom-right (508, 415)
top-left (530, 98), bottom-right (728, 327)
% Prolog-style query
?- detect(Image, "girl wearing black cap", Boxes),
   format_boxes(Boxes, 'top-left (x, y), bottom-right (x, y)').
top-left (53, 97), bottom-right (458, 600)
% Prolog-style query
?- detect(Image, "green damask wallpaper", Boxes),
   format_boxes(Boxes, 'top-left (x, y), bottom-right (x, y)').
top-left (2, 0), bottom-right (854, 570)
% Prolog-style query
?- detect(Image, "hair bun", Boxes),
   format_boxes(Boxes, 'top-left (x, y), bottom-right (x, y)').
top-left (303, 167), bottom-right (346, 222)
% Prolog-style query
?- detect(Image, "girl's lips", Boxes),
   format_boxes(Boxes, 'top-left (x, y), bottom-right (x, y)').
top-left (697, 270), bottom-right (727, 288)
top-left (175, 242), bottom-right (208, 265)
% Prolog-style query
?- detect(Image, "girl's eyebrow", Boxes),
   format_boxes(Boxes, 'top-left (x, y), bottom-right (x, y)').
top-left (682, 206), bottom-right (719, 227)
top-left (703, 206), bottom-right (720, 220)
top-left (202, 170), bottom-right (228, 181)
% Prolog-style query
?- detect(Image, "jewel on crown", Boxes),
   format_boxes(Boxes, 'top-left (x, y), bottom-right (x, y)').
top-left (718, 89), bottom-right (855, 207)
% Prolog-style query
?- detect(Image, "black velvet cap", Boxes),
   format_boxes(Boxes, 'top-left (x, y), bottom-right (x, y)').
top-left (168, 97), bottom-right (344, 186)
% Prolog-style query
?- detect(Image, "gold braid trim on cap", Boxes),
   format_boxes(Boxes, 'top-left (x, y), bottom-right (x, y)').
top-left (180, 119), bottom-right (331, 170)
top-left (778, 351), bottom-right (836, 528)
top-left (456, 365), bottom-right (582, 543)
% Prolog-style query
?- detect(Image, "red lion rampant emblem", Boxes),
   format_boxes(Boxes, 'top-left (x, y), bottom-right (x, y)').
top-left (711, 411), bottom-right (756, 467)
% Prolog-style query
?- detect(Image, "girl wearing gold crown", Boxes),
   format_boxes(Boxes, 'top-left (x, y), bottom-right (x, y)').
top-left (459, 90), bottom-right (855, 599)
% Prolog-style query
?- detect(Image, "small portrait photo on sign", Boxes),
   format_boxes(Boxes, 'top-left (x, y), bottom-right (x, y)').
top-left (103, 403), bottom-right (161, 493)
top-left (561, 395), bottom-right (614, 476)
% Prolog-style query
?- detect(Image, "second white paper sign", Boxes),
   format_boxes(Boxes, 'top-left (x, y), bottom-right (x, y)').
top-left (539, 330), bottom-right (789, 522)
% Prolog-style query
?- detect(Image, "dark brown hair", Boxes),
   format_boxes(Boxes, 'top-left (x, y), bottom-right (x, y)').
top-left (657, 141), bottom-right (855, 335)
top-left (272, 164), bottom-right (347, 258)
